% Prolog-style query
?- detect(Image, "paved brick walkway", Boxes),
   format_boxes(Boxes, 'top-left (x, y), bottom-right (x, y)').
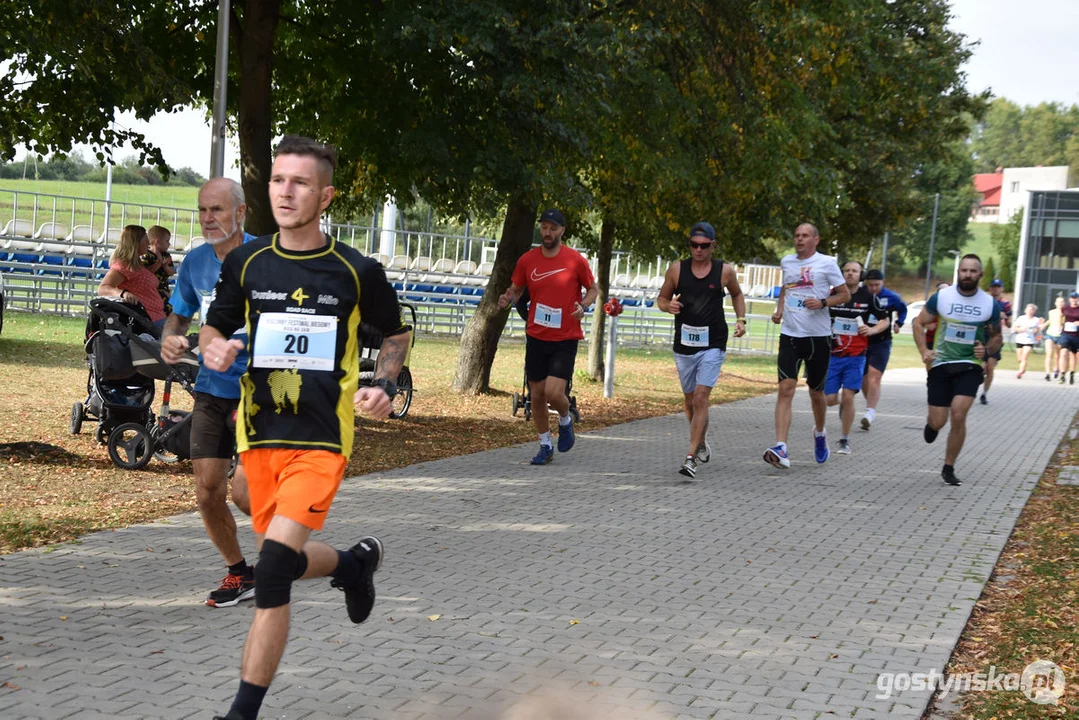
top-left (1, 368), bottom-right (1075, 720)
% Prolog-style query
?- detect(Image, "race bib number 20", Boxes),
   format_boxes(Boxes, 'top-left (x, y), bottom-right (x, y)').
top-left (252, 313), bottom-right (338, 371)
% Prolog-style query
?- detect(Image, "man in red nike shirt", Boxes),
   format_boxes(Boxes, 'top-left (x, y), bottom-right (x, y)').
top-left (499, 209), bottom-right (598, 465)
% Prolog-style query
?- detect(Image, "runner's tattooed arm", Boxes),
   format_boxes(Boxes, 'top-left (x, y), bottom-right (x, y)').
top-left (374, 330), bottom-right (411, 382)
top-left (983, 319), bottom-right (1003, 357)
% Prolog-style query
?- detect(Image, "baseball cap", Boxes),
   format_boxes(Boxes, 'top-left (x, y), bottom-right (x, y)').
top-left (690, 221), bottom-right (715, 241)
top-left (539, 208), bottom-right (566, 227)
top-left (990, 278), bottom-right (1003, 287)
top-left (864, 269), bottom-right (884, 281)
top-left (1070, 291), bottom-right (1079, 298)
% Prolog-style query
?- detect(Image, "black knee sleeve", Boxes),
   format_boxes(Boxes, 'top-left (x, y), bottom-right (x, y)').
top-left (255, 540), bottom-right (299, 609)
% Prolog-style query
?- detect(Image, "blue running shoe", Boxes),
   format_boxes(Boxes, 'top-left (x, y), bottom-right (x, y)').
top-left (814, 433), bottom-right (829, 463)
top-left (557, 419), bottom-right (575, 452)
top-left (531, 444), bottom-right (554, 465)
top-left (763, 445), bottom-right (790, 469)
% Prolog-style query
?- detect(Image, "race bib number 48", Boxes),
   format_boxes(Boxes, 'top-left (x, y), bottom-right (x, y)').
top-left (944, 322), bottom-right (977, 346)
top-left (252, 313), bottom-right (338, 371)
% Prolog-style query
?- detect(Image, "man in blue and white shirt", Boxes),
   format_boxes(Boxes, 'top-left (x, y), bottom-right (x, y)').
top-left (160, 178), bottom-right (258, 608)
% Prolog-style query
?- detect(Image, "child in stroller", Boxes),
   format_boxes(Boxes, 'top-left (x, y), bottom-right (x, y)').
top-left (71, 297), bottom-right (202, 469)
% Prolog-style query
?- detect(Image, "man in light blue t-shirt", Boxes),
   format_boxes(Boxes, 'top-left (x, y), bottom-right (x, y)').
top-left (161, 178), bottom-right (258, 608)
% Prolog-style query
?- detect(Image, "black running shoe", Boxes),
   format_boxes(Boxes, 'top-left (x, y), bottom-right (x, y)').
top-left (331, 536), bottom-right (383, 624)
top-left (923, 425), bottom-right (939, 444)
top-left (942, 467), bottom-right (961, 486)
top-left (979, 393), bottom-right (988, 405)
top-left (213, 711), bottom-right (244, 720)
top-left (206, 568), bottom-right (256, 608)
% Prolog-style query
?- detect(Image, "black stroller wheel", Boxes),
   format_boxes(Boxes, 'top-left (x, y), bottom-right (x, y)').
top-left (389, 367), bottom-right (413, 419)
top-left (570, 397), bottom-right (581, 424)
top-left (70, 403), bottom-right (85, 435)
top-left (95, 423), bottom-right (111, 445)
top-left (511, 392), bottom-right (521, 417)
top-left (107, 423), bottom-right (155, 470)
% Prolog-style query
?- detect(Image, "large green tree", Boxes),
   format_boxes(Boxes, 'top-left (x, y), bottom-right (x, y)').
top-left (972, 98), bottom-right (1079, 173)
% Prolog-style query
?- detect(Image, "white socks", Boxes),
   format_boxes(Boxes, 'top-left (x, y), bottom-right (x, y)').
top-left (558, 414), bottom-right (572, 427)
top-left (539, 432), bottom-right (552, 447)
top-left (865, 408), bottom-right (876, 422)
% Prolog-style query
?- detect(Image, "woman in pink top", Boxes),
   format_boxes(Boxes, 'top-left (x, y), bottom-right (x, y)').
top-left (97, 224), bottom-right (167, 327)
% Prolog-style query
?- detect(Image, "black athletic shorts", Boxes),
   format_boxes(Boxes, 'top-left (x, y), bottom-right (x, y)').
top-left (777, 334), bottom-right (831, 392)
top-left (525, 336), bottom-right (579, 383)
top-left (926, 364), bottom-right (984, 407)
top-left (190, 392), bottom-right (238, 460)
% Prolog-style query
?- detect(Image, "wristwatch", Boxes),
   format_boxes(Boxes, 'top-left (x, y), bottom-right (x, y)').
top-left (372, 378), bottom-right (398, 399)
top-left (736, 317), bottom-right (747, 323)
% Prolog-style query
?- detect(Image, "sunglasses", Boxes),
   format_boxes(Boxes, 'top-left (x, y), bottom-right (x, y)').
top-left (689, 241), bottom-right (713, 249)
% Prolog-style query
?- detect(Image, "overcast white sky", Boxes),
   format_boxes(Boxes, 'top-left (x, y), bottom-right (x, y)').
top-left (24, 0), bottom-right (1079, 178)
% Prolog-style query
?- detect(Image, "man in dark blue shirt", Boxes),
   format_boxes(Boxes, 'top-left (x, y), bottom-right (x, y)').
top-left (859, 269), bottom-right (907, 431)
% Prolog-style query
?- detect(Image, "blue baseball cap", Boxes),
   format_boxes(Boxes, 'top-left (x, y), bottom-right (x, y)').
top-left (690, 222), bottom-right (715, 241)
top-left (990, 278), bottom-right (1003, 287)
top-left (539, 208), bottom-right (566, 227)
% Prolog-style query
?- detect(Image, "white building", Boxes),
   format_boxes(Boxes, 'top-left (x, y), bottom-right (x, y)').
top-left (998, 166), bottom-right (1070, 222)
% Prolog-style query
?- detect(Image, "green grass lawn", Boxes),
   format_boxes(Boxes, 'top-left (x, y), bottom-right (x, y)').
top-left (0, 179), bottom-right (199, 209)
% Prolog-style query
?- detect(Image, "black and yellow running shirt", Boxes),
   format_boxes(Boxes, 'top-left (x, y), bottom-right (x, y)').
top-left (205, 234), bottom-right (407, 458)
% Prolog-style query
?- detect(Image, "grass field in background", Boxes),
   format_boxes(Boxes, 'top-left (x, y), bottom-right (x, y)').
top-left (0, 179), bottom-right (199, 209)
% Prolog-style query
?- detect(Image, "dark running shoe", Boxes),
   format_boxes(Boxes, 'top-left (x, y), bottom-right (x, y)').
top-left (206, 569), bottom-right (255, 608)
top-left (979, 393), bottom-right (988, 405)
top-left (331, 536), bottom-right (383, 624)
top-left (942, 467), bottom-right (962, 486)
top-left (557, 418), bottom-right (575, 452)
top-left (213, 712), bottom-right (245, 720)
top-left (531, 444), bottom-right (554, 465)
top-left (923, 425), bottom-right (939, 444)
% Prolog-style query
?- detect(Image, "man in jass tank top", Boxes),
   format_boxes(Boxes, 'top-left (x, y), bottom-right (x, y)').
top-left (657, 222), bottom-right (746, 480)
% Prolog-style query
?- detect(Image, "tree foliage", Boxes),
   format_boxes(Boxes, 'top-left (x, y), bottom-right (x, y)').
top-left (972, 98), bottom-right (1079, 174)
top-left (990, 208), bottom-right (1023, 291)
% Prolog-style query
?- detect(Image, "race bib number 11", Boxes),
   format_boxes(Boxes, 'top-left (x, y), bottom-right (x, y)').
top-left (252, 313), bottom-right (338, 371)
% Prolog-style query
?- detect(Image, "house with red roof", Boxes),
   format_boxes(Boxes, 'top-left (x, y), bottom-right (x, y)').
top-left (971, 171), bottom-right (1003, 222)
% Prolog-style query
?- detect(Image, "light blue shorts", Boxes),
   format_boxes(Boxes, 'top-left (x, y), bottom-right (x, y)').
top-left (674, 348), bottom-right (726, 393)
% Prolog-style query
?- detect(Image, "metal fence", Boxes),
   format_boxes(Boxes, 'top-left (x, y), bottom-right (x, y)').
top-left (1, 187), bottom-right (781, 350)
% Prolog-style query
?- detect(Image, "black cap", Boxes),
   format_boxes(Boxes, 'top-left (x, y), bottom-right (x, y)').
top-left (690, 222), bottom-right (715, 241)
top-left (539, 208), bottom-right (566, 227)
top-left (864, 269), bottom-right (884, 281)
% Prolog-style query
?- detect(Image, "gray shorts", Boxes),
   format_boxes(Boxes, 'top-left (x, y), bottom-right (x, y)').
top-left (674, 348), bottom-right (726, 393)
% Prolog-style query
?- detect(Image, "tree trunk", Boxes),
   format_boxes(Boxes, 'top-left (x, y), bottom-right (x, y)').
top-left (451, 196), bottom-right (536, 394)
top-left (235, 0), bottom-right (280, 236)
top-left (587, 219), bottom-right (615, 379)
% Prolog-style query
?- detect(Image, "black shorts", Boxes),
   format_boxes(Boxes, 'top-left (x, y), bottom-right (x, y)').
top-left (986, 350), bottom-right (1002, 362)
top-left (525, 336), bottom-right (579, 383)
top-left (1060, 335), bottom-right (1079, 353)
top-left (1015, 343), bottom-right (1035, 349)
top-left (927, 364), bottom-right (984, 407)
top-left (777, 334), bottom-right (831, 392)
top-left (190, 392), bottom-right (238, 460)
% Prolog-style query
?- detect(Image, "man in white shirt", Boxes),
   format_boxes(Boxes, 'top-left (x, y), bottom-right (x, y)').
top-left (764, 223), bottom-right (849, 468)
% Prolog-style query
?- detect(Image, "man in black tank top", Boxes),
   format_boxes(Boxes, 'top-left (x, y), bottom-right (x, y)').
top-left (657, 222), bottom-right (746, 480)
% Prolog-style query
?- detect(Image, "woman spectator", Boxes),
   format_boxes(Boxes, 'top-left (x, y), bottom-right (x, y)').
top-left (1012, 303), bottom-right (1042, 379)
top-left (1043, 296), bottom-right (1066, 381)
top-left (98, 224), bottom-right (167, 329)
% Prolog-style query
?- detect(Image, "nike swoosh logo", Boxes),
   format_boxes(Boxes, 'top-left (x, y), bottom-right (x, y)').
top-left (308, 505), bottom-right (328, 514)
top-left (531, 268), bottom-right (567, 282)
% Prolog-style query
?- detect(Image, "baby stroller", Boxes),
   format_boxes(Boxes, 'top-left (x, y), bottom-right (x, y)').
top-left (70, 298), bottom-right (201, 470)
top-left (358, 301), bottom-right (417, 419)
top-left (509, 290), bottom-right (581, 422)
